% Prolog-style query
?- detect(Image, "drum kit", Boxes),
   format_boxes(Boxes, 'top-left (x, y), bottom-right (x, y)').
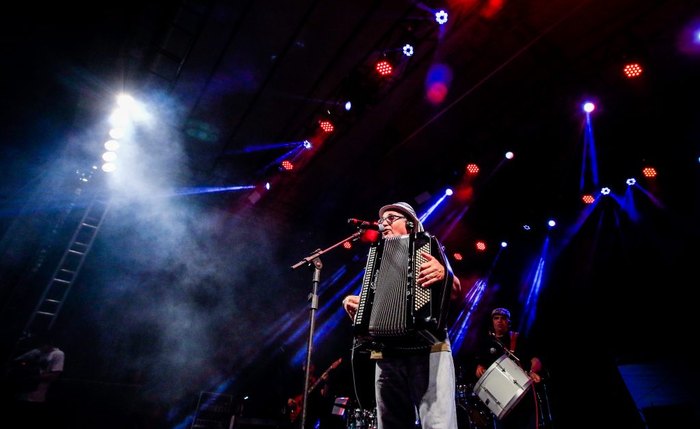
top-left (456, 383), bottom-right (494, 429)
top-left (345, 407), bottom-right (377, 429)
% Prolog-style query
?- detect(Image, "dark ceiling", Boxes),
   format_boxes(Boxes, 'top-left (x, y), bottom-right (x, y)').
top-left (2, 0), bottom-right (698, 231)
top-left (1, 0), bottom-right (699, 427)
top-left (163, 0), bottom-right (697, 232)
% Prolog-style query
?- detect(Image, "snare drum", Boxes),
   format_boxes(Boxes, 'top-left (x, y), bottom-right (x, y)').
top-left (472, 354), bottom-right (532, 420)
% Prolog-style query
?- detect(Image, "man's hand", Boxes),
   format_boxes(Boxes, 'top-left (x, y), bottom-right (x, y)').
top-left (417, 253), bottom-right (446, 287)
top-left (342, 295), bottom-right (360, 320)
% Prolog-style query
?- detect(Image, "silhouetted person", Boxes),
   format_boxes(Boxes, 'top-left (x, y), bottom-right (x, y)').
top-left (8, 333), bottom-right (65, 427)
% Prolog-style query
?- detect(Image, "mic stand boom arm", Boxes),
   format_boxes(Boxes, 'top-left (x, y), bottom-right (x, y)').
top-left (290, 231), bottom-right (361, 270)
top-left (290, 230), bottom-right (362, 429)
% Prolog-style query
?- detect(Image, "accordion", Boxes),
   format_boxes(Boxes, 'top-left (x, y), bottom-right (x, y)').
top-left (353, 232), bottom-right (453, 346)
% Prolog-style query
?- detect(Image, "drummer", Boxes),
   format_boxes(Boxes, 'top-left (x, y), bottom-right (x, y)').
top-left (473, 307), bottom-right (543, 429)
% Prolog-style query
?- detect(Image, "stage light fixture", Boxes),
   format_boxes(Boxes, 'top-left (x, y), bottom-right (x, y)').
top-left (475, 240), bottom-right (486, 251)
top-left (319, 120), bottom-right (334, 133)
top-left (435, 10), bottom-right (448, 25)
top-left (402, 44), bottom-right (414, 57)
top-left (582, 102), bottom-right (595, 113)
top-left (103, 129), bottom-right (122, 173)
top-left (426, 82), bottom-right (448, 104)
top-left (426, 63), bottom-right (452, 105)
top-left (626, 178), bottom-right (636, 186)
top-left (116, 93), bottom-right (135, 107)
top-left (642, 167), bottom-right (657, 178)
top-left (281, 160), bottom-right (294, 171)
top-left (109, 127), bottom-right (125, 139)
top-left (110, 107), bottom-right (129, 128)
top-left (623, 63), bottom-right (643, 78)
top-left (375, 59), bottom-right (393, 76)
top-left (601, 187), bottom-right (611, 195)
top-left (110, 94), bottom-right (136, 127)
top-left (466, 163), bottom-right (479, 175)
top-left (104, 139), bottom-right (119, 151)
top-left (582, 194), bottom-right (595, 204)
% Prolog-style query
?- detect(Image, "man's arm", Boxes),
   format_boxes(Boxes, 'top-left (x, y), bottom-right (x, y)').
top-left (451, 275), bottom-right (461, 301)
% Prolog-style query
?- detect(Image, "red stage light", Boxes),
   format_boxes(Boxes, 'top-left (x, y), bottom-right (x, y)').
top-left (319, 120), bottom-right (334, 133)
top-left (581, 194), bottom-right (595, 204)
top-left (375, 59), bottom-right (393, 76)
top-left (426, 82), bottom-right (448, 104)
top-left (623, 62), bottom-right (643, 78)
top-left (281, 160), bottom-right (294, 170)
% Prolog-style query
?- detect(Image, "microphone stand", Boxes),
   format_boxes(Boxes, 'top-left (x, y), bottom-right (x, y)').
top-left (290, 229), bottom-right (363, 429)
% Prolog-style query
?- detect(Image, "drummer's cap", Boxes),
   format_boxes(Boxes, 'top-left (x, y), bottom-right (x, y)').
top-left (491, 308), bottom-right (511, 319)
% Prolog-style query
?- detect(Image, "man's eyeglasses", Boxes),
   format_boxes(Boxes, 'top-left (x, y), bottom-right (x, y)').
top-left (378, 215), bottom-right (406, 225)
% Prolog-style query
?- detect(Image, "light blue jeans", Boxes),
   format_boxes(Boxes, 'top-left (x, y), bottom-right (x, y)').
top-left (375, 348), bottom-right (457, 429)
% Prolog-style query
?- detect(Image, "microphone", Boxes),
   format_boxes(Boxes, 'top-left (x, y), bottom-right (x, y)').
top-left (347, 218), bottom-right (383, 231)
